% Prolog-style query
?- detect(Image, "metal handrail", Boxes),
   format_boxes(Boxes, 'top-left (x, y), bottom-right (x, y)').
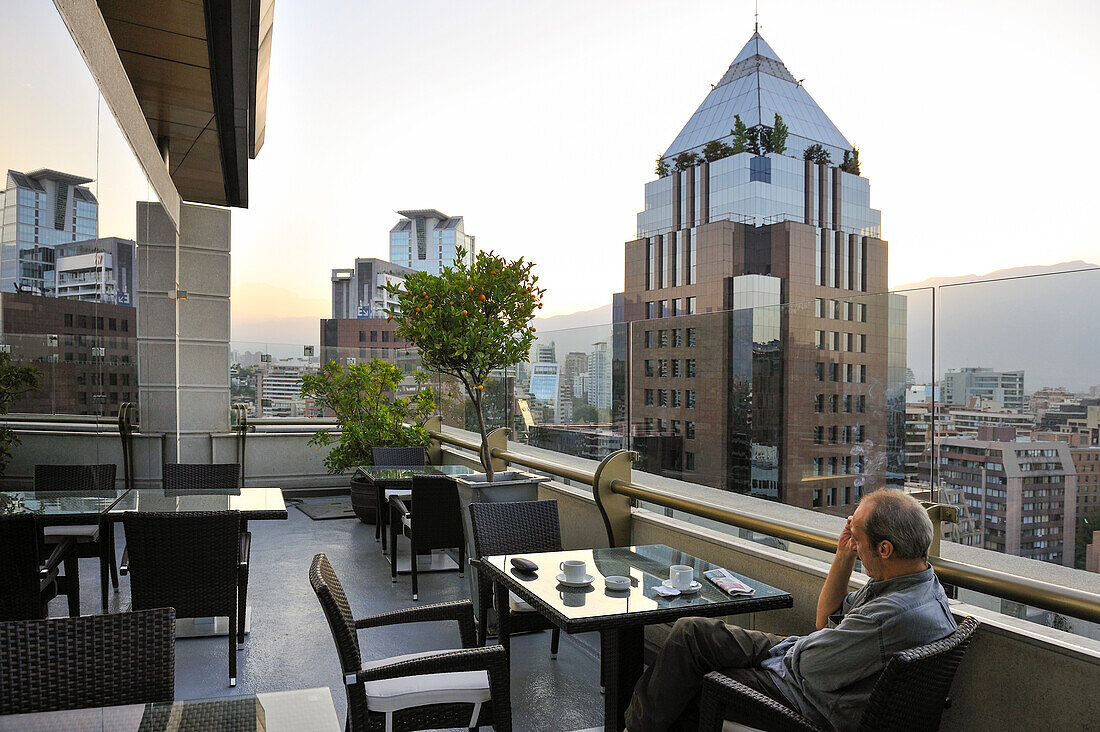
top-left (429, 426), bottom-right (1100, 626)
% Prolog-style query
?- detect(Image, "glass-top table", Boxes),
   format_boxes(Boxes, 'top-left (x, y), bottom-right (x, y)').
top-left (0, 686), bottom-right (340, 731)
top-left (483, 544), bottom-right (793, 731)
top-left (0, 490), bottom-right (130, 524)
top-left (106, 487), bottom-right (288, 522)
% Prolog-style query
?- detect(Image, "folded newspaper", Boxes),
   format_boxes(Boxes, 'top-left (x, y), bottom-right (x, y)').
top-left (703, 568), bottom-right (755, 596)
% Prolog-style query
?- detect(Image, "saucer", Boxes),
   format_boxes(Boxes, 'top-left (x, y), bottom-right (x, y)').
top-left (662, 579), bottom-right (702, 594)
top-left (557, 573), bottom-right (594, 588)
top-left (604, 575), bottom-right (632, 591)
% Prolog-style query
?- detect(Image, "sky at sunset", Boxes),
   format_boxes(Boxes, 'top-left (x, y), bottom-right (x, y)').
top-left (2, 0), bottom-right (1098, 342)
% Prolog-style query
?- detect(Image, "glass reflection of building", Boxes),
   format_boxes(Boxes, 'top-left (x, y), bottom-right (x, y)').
top-left (624, 32), bottom-right (894, 513)
top-left (389, 209), bottom-right (476, 275)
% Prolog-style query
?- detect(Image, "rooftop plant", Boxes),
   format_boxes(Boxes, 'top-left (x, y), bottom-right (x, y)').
top-left (803, 143), bottom-right (832, 165)
top-left (840, 147), bottom-right (861, 175)
top-left (0, 352), bottom-right (39, 477)
top-left (386, 248), bottom-right (544, 481)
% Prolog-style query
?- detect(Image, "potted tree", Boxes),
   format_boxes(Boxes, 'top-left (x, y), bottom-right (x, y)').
top-left (300, 357), bottom-right (434, 523)
top-left (387, 248), bottom-right (550, 610)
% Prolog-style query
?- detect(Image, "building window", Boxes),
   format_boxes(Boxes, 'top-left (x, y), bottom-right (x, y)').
top-left (814, 394), bottom-right (824, 413)
top-left (358, 331), bottom-right (366, 342)
top-left (814, 426), bottom-right (824, 444)
top-left (645, 331), bottom-right (655, 348)
top-left (671, 329), bottom-right (682, 348)
top-left (658, 300), bottom-right (667, 318)
top-left (828, 425), bottom-right (838, 444)
top-left (686, 421), bottom-right (695, 439)
top-left (686, 328), bottom-right (696, 347)
top-left (686, 296), bottom-right (696, 315)
top-left (645, 302), bottom-right (655, 319)
top-left (749, 155), bottom-right (772, 183)
top-left (644, 389), bottom-right (654, 406)
top-left (829, 363), bottom-right (839, 382)
top-left (658, 330), bottom-right (668, 348)
top-left (813, 458), bottom-right (822, 477)
top-left (684, 452), bottom-right (695, 471)
top-left (860, 334), bottom-right (867, 353)
top-left (813, 489), bottom-right (823, 507)
top-left (658, 389), bottom-right (668, 406)
top-left (644, 359), bottom-right (654, 377)
top-left (370, 331), bottom-right (378, 342)
top-left (857, 395), bottom-right (866, 413)
top-left (686, 359), bottom-right (696, 377)
top-left (121, 319), bottom-right (128, 333)
top-left (686, 390), bottom-right (696, 409)
top-left (382, 331), bottom-right (390, 342)
top-left (671, 359), bottom-right (681, 378)
top-left (815, 362), bottom-right (824, 381)
top-left (658, 359), bottom-right (668, 377)
top-left (815, 330), bottom-right (825, 349)
top-left (108, 318), bottom-right (116, 331)
top-left (843, 395), bottom-right (852, 413)
top-left (829, 395), bottom-right (839, 413)
top-left (671, 420), bottom-right (681, 436)
top-left (671, 390), bottom-right (681, 407)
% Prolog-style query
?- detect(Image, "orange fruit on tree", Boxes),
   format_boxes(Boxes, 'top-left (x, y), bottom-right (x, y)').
top-left (479, 294), bottom-right (486, 301)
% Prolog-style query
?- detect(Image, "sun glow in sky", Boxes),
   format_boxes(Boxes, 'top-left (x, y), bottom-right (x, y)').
top-left (2, 0), bottom-right (1099, 341)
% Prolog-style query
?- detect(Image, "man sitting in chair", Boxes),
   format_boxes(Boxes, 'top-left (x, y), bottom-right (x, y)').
top-left (625, 488), bottom-right (957, 732)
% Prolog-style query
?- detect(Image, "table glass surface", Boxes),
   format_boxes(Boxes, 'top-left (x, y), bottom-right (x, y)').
top-left (0, 687), bottom-right (340, 732)
top-left (0, 490), bottom-right (128, 518)
top-left (108, 487), bottom-right (286, 515)
top-left (355, 464), bottom-right (475, 481)
top-left (486, 544), bottom-right (790, 621)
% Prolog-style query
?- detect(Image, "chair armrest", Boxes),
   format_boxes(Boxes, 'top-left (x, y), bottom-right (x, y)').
top-left (356, 599), bottom-right (477, 648)
top-left (389, 495), bottom-right (411, 518)
top-left (119, 546), bottom-right (130, 576)
top-left (41, 536), bottom-right (76, 576)
top-left (699, 672), bottom-right (824, 732)
top-left (354, 644), bottom-right (506, 684)
top-left (239, 531), bottom-right (252, 568)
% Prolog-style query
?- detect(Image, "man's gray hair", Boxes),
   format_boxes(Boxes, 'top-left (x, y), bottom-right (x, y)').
top-left (860, 488), bottom-right (934, 560)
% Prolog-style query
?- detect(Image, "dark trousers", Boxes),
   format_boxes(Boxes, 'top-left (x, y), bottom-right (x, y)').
top-left (624, 617), bottom-right (790, 732)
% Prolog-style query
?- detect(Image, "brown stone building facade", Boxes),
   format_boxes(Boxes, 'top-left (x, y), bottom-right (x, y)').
top-left (0, 292), bottom-right (137, 415)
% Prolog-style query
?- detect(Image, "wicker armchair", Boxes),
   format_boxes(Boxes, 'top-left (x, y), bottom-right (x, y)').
top-left (0, 515), bottom-right (78, 621)
top-left (0, 607), bottom-right (175, 715)
top-left (34, 463), bottom-right (119, 613)
top-left (467, 500), bottom-right (562, 658)
top-left (389, 475), bottom-right (465, 601)
top-left (371, 447), bottom-right (427, 545)
top-left (310, 553), bottom-right (511, 732)
top-left (164, 462), bottom-right (242, 493)
top-left (121, 511), bottom-right (249, 686)
top-left (698, 616), bottom-right (980, 732)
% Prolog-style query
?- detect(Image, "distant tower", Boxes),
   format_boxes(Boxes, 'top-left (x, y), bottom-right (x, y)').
top-left (389, 210), bottom-right (476, 275)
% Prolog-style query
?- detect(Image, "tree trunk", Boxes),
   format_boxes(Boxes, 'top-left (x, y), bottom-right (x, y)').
top-left (472, 388), bottom-right (493, 482)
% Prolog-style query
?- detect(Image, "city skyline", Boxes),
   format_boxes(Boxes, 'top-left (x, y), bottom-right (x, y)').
top-left (2, 1), bottom-right (1098, 329)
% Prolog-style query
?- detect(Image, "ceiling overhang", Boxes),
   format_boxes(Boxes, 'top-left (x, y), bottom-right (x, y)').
top-left (93, 0), bottom-right (272, 209)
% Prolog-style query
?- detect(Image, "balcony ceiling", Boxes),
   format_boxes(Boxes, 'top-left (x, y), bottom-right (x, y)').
top-left (96, 0), bottom-right (272, 208)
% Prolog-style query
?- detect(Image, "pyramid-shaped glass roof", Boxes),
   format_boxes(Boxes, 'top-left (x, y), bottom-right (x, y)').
top-left (662, 32), bottom-right (852, 162)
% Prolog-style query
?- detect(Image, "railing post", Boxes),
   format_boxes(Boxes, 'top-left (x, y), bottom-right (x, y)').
top-left (923, 501), bottom-right (960, 598)
top-left (485, 427), bottom-right (509, 474)
top-left (593, 450), bottom-right (637, 548)
top-left (424, 415), bottom-right (443, 466)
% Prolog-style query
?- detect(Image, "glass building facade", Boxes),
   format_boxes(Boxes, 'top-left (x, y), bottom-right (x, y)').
top-left (388, 209), bottom-right (476, 275)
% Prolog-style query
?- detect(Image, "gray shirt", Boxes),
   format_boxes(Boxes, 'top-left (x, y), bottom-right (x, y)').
top-left (759, 566), bottom-right (956, 732)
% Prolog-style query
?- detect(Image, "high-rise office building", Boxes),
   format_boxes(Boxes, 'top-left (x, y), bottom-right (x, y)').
top-left (943, 367), bottom-right (1025, 412)
top-left (54, 237), bottom-right (137, 305)
top-left (330, 258), bottom-right (414, 319)
top-left (2, 169), bottom-right (98, 295)
top-left (389, 210), bottom-right (476, 275)
top-left (623, 31), bottom-right (892, 513)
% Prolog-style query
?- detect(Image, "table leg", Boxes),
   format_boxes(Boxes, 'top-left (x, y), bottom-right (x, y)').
top-left (62, 551), bottom-right (81, 617)
top-left (99, 516), bottom-right (111, 612)
top-left (600, 626), bottom-right (644, 732)
top-left (376, 483), bottom-right (385, 548)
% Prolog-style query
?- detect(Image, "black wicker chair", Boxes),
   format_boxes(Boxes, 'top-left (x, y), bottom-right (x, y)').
top-left (121, 511), bottom-right (249, 686)
top-left (467, 500), bottom-right (562, 657)
top-left (371, 447), bottom-right (427, 545)
top-left (0, 515), bottom-right (78, 621)
top-left (34, 463), bottom-right (119, 613)
top-left (698, 616), bottom-right (980, 732)
top-left (164, 462), bottom-right (242, 493)
top-left (310, 553), bottom-right (511, 732)
top-left (389, 475), bottom-right (465, 601)
top-left (0, 607), bottom-right (175, 715)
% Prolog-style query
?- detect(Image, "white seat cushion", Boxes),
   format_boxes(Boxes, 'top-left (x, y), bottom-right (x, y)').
top-left (359, 649), bottom-right (490, 713)
top-left (723, 722), bottom-right (767, 732)
top-left (43, 524), bottom-right (99, 541)
top-left (383, 488), bottom-right (405, 497)
top-left (507, 591), bottom-right (535, 613)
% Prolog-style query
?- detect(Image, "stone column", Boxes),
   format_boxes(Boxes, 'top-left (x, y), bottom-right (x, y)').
top-left (137, 201), bottom-right (231, 463)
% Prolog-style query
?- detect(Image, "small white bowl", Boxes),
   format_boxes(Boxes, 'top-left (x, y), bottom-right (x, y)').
top-left (604, 575), bottom-right (631, 591)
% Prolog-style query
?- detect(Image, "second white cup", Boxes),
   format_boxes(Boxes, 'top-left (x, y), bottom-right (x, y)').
top-left (670, 564), bottom-right (694, 590)
top-left (560, 559), bottom-right (587, 583)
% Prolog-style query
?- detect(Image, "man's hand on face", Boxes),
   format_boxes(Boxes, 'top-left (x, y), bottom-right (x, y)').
top-left (838, 516), bottom-right (858, 554)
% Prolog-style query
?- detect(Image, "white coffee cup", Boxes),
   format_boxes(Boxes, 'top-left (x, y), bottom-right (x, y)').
top-left (560, 559), bottom-right (587, 583)
top-left (670, 564), bottom-right (694, 590)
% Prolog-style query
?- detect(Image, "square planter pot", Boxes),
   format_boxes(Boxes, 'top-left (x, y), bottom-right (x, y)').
top-left (455, 470), bottom-right (550, 620)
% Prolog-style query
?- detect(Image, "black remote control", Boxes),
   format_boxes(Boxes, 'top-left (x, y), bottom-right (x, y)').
top-left (511, 557), bottom-right (538, 572)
